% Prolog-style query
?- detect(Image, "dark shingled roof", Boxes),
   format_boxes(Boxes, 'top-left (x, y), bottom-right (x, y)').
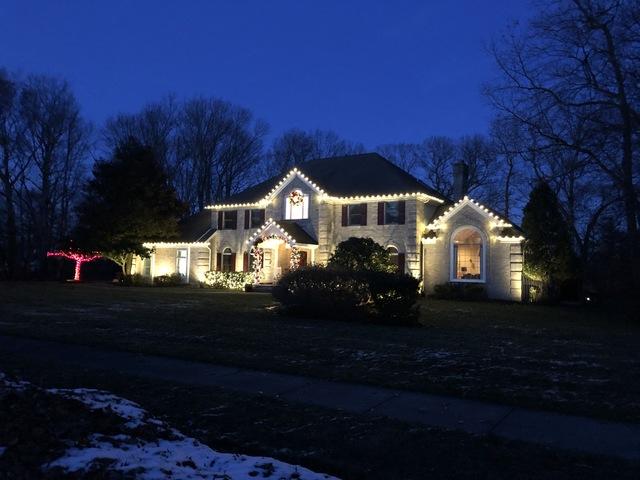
top-left (276, 220), bottom-right (318, 245)
top-left (220, 153), bottom-right (444, 205)
top-left (177, 210), bottom-right (215, 242)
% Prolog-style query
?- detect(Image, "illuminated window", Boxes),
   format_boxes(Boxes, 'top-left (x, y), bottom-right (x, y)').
top-left (222, 247), bottom-right (234, 272)
top-left (451, 227), bottom-right (484, 282)
top-left (176, 249), bottom-right (188, 278)
top-left (285, 189), bottom-right (309, 220)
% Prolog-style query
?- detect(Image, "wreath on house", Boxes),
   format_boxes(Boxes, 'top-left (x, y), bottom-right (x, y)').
top-left (288, 189), bottom-right (304, 206)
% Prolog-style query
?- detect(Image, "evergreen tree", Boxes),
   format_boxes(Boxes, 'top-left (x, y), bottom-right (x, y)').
top-left (521, 182), bottom-right (575, 287)
top-left (328, 237), bottom-right (397, 273)
top-left (75, 138), bottom-right (186, 274)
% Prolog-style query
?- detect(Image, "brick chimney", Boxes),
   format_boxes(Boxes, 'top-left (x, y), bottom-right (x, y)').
top-left (452, 162), bottom-right (469, 199)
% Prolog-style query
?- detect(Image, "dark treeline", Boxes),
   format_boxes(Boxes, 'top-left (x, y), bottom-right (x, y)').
top-left (0, 0), bottom-right (638, 298)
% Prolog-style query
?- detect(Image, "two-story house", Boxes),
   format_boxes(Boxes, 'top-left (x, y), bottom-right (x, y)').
top-left (136, 153), bottom-right (524, 300)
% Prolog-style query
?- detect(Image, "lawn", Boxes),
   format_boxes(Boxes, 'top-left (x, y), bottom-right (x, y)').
top-left (1, 355), bottom-right (638, 480)
top-left (0, 282), bottom-right (638, 422)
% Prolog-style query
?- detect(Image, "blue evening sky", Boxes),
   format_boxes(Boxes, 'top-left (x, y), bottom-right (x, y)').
top-left (0, 1), bottom-right (532, 148)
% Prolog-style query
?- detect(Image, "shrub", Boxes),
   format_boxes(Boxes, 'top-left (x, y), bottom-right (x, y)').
top-left (118, 273), bottom-right (151, 286)
top-left (328, 237), bottom-right (397, 273)
top-left (204, 271), bottom-right (253, 290)
top-left (365, 270), bottom-right (420, 323)
top-left (153, 273), bottom-right (185, 287)
top-left (431, 282), bottom-right (487, 301)
top-left (273, 266), bottom-right (420, 324)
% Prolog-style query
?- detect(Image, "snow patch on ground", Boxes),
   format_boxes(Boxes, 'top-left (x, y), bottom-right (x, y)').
top-left (46, 388), bottom-right (161, 429)
top-left (1, 372), bottom-right (338, 479)
top-left (47, 433), bottom-right (334, 480)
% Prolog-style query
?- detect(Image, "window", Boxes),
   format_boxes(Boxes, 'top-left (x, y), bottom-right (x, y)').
top-left (222, 248), bottom-right (234, 272)
top-left (387, 246), bottom-right (399, 267)
top-left (384, 201), bottom-right (403, 224)
top-left (176, 249), bottom-right (188, 278)
top-left (219, 210), bottom-right (237, 230)
top-left (250, 209), bottom-right (265, 228)
top-left (347, 204), bottom-right (367, 226)
top-left (451, 227), bottom-right (483, 281)
top-left (285, 189), bottom-right (309, 220)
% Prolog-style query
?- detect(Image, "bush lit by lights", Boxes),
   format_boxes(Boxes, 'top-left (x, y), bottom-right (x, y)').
top-left (204, 271), bottom-right (253, 290)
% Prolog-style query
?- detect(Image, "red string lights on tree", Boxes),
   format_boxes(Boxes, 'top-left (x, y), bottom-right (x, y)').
top-left (47, 251), bottom-right (102, 282)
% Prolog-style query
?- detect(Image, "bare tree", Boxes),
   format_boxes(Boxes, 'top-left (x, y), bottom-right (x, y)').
top-left (0, 70), bottom-right (27, 278)
top-left (376, 143), bottom-right (424, 176)
top-left (487, 0), bottom-right (640, 285)
top-left (18, 75), bottom-right (91, 272)
top-left (420, 136), bottom-right (457, 198)
top-left (268, 128), bottom-right (364, 174)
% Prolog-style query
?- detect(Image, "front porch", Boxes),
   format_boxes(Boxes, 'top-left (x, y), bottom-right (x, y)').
top-left (246, 219), bottom-right (318, 285)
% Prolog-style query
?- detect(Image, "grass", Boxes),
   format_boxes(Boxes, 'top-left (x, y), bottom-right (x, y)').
top-left (1, 353), bottom-right (638, 480)
top-left (0, 282), bottom-right (639, 422)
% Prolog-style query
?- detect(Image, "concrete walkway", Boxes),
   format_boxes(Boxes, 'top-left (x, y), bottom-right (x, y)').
top-left (1, 335), bottom-right (639, 461)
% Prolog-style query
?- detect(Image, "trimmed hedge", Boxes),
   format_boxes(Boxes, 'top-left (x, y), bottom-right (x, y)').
top-left (273, 266), bottom-right (420, 324)
top-left (204, 271), bottom-right (253, 290)
top-left (431, 282), bottom-right (487, 301)
top-left (153, 273), bottom-right (185, 287)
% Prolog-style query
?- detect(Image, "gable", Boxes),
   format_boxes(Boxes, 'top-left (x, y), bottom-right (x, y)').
top-left (206, 153), bottom-right (445, 208)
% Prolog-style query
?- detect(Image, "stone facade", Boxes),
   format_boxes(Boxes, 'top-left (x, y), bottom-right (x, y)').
top-left (141, 172), bottom-right (523, 300)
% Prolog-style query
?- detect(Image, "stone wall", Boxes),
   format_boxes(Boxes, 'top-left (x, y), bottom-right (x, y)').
top-left (422, 204), bottom-right (521, 301)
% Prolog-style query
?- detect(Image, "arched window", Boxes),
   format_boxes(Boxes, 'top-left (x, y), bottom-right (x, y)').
top-left (451, 227), bottom-right (484, 282)
top-left (387, 245), bottom-right (399, 267)
top-left (386, 245), bottom-right (404, 273)
top-left (222, 247), bottom-right (234, 272)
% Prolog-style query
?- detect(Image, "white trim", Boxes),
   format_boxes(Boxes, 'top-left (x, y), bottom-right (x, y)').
top-left (206, 167), bottom-right (446, 209)
top-left (143, 242), bottom-right (209, 248)
top-left (496, 236), bottom-right (525, 243)
top-left (449, 225), bottom-right (486, 283)
top-left (324, 192), bottom-right (444, 204)
top-left (421, 237), bottom-right (437, 245)
top-left (427, 196), bottom-right (512, 230)
top-left (246, 218), bottom-right (298, 247)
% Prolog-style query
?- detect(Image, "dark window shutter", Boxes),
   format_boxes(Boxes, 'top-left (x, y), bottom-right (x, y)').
top-left (398, 253), bottom-right (405, 274)
top-left (243, 253), bottom-right (249, 272)
top-left (377, 202), bottom-right (385, 225)
top-left (216, 253), bottom-right (222, 271)
top-left (399, 201), bottom-right (406, 225)
top-left (231, 211), bottom-right (237, 230)
top-left (258, 209), bottom-right (265, 225)
top-left (341, 205), bottom-right (348, 226)
top-left (217, 211), bottom-right (223, 230)
top-left (230, 253), bottom-right (236, 272)
top-left (244, 210), bottom-right (250, 229)
top-left (361, 203), bottom-right (367, 226)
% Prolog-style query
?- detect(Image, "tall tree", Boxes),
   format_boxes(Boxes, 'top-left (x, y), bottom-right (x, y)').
top-left (18, 75), bottom-right (91, 272)
top-left (521, 182), bottom-right (576, 288)
top-left (75, 139), bottom-right (186, 275)
top-left (487, 0), bottom-right (640, 286)
top-left (268, 128), bottom-right (363, 174)
top-left (0, 70), bottom-right (26, 278)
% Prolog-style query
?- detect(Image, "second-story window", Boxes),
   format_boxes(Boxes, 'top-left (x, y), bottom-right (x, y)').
top-left (379, 201), bottom-right (405, 225)
top-left (285, 189), bottom-right (309, 220)
top-left (245, 209), bottom-right (265, 229)
top-left (343, 203), bottom-right (367, 226)
top-left (218, 210), bottom-right (237, 230)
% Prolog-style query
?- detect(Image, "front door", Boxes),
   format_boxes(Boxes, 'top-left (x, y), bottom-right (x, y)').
top-left (262, 248), bottom-right (274, 283)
